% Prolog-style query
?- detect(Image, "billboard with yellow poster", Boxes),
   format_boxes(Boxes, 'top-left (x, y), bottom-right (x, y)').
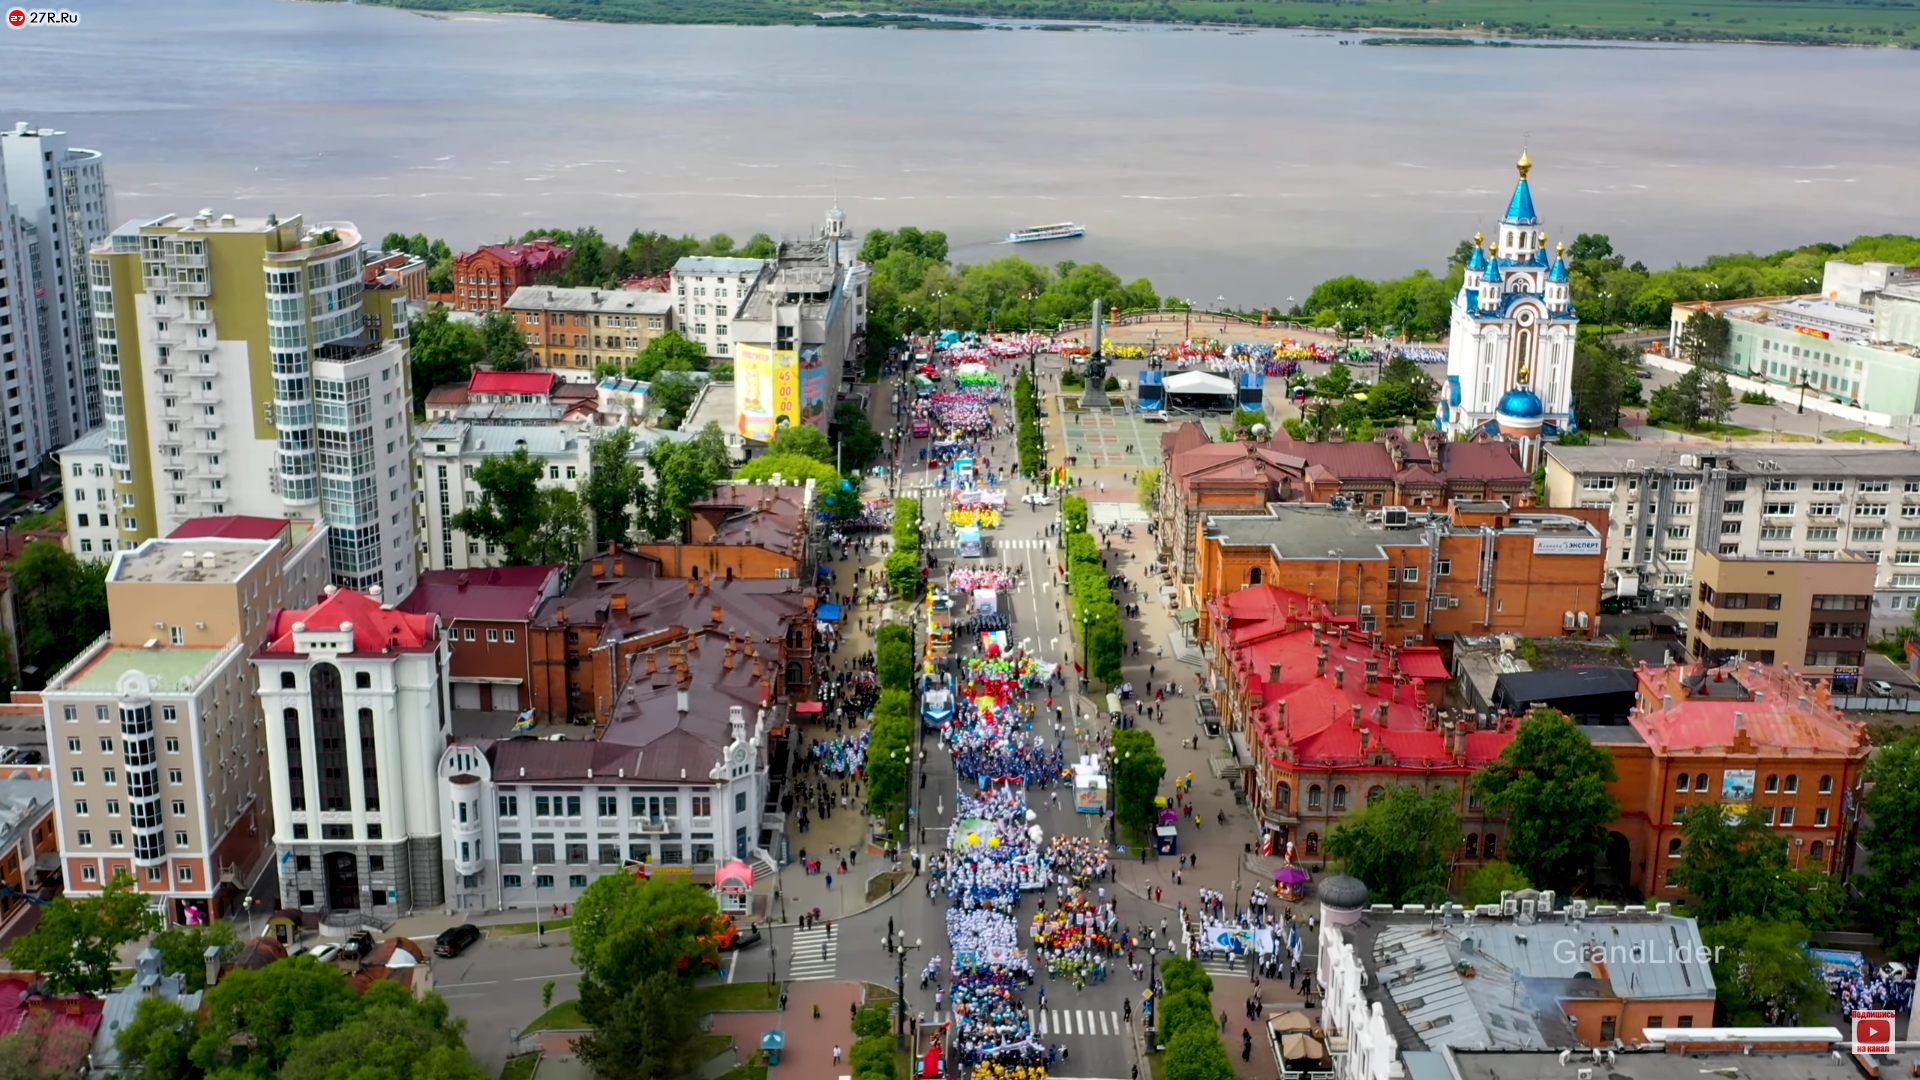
top-left (736, 345), bottom-right (776, 440)
top-left (772, 349), bottom-right (801, 433)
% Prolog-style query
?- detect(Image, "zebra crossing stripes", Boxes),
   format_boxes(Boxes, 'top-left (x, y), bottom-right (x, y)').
top-left (785, 927), bottom-right (838, 981)
top-left (1028, 1008), bottom-right (1125, 1037)
top-left (925, 537), bottom-right (1049, 551)
top-left (1197, 951), bottom-right (1258, 980)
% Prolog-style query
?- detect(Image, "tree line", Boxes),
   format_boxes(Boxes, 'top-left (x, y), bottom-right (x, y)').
top-left (1326, 709), bottom-right (1920, 1026)
top-left (380, 227), bottom-right (777, 297)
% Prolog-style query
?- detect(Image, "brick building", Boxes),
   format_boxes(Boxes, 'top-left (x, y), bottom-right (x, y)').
top-left (632, 483), bottom-right (814, 581)
top-left (1207, 584), bottom-right (1507, 871)
top-left (1688, 548), bottom-right (1875, 675)
top-left (453, 238), bottom-right (571, 314)
top-left (1592, 660), bottom-right (1871, 899)
top-left (1194, 500), bottom-right (1606, 647)
top-left (526, 550), bottom-right (819, 728)
top-left (1158, 423), bottom-right (1530, 588)
top-left (394, 565), bottom-right (565, 716)
top-left (504, 285), bottom-right (676, 376)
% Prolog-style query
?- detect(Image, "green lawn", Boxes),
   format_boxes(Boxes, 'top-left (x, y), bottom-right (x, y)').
top-left (13, 509), bottom-right (62, 531)
top-left (487, 916), bottom-right (574, 936)
top-left (689, 981), bottom-right (782, 1013)
top-left (522, 999), bottom-right (587, 1033)
top-left (693, 1034), bottom-right (735, 1064)
top-left (1827, 429), bottom-right (1901, 444)
top-left (500, 1056), bottom-right (540, 1080)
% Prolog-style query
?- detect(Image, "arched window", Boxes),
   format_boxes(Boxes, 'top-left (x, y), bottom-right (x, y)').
top-left (1367, 785), bottom-right (1386, 806)
top-left (1331, 785), bottom-right (1348, 811)
top-left (1275, 783), bottom-right (1292, 812)
top-left (1809, 839), bottom-right (1824, 862)
top-left (1306, 785), bottom-right (1323, 810)
top-left (1465, 834), bottom-right (1479, 858)
top-left (1667, 838), bottom-right (1683, 858)
top-left (1818, 775), bottom-right (1833, 794)
top-left (1305, 832), bottom-right (1320, 855)
top-left (358, 708), bottom-right (380, 812)
top-left (1764, 774), bottom-right (1779, 794)
top-left (1483, 834), bottom-right (1497, 859)
top-left (1784, 775), bottom-right (1799, 794)
top-left (1695, 772), bottom-right (1709, 792)
top-left (280, 671), bottom-right (296, 689)
top-left (1248, 567), bottom-right (1263, 586)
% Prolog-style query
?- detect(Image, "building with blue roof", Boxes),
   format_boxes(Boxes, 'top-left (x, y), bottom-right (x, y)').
top-left (1441, 152), bottom-right (1580, 467)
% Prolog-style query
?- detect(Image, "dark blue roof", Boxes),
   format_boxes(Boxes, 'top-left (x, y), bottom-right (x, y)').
top-left (1502, 179), bottom-right (1538, 225)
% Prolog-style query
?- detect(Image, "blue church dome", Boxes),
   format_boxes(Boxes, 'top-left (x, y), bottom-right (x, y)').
top-left (1548, 257), bottom-right (1570, 283)
top-left (1497, 388), bottom-right (1545, 420)
top-left (1468, 246), bottom-right (1487, 272)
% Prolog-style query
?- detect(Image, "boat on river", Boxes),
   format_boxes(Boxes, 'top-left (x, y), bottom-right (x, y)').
top-left (1008, 222), bottom-right (1084, 244)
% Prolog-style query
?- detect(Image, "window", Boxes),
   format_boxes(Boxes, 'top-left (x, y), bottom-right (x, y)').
top-left (505, 629), bottom-right (517, 643)
top-left (499, 794), bottom-right (519, 818)
top-left (1766, 479), bottom-right (1798, 492)
top-left (569, 874), bottom-right (588, 889)
top-left (164, 737), bottom-right (179, 753)
top-left (599, 844), bottom-right (621, 865)
top-left (66, 737), bottom-right (79, 753)
top-left (487, 628), bottom-right (499, 642)
top-left (1667, 838), bottom-right (1682, 858)
top-left (1819, 775), bottom-right (1833, 794)
top-left (80, 865), bottom-right (96, 881)
top-left (1816, 807), bottom-right (1829, 827)
top-left (109, 830), bottom-right (124, 847)
top-left (106, 800), bottom-right (120, 816)
top-left (355, 671), bottom-right (371, 689)
top-left (1765, 774), bottom-right (1778, 793)
top-left (1779, 807), bottom-right (1795, 826)
top-left (1783, 775), bottom-right (1798, 794)
top-left (1695, 772), bottom-right (1709, 791)
top-left (1724, 500), bottom-right (1745, 514)
top-left (1306, 785), bottom-right (1322, 809)
top-left (1582, 477), bottom-right (1616, 491)
top-left (1678, 1017), bottom-right (1694, 1029)
top-left (1331, 785), bottom-right (1348, 810)
top-left (168, 769), bottom-right (182, 784)
top-left (1437, 559), bottom-right (1452, 576)
top-left (1673, 804), bottom-right (1687, 824)
top-left (1720, 521), bottom-right (1742, 535)
top-left (1403, 567), bottom-right (1419, 583)
top-left (171, 800), bottom-right (185, 815)
top-left (1247, 567), bottom-right (1262, 586)
top-left (566, 842), bottom-right (588, 864)
top-left (1465, 834), bottom-right (1479, 858)
top-left (74, 799), bottom-right (88, 816)
top-left (281, 671), bottom-right (297, 689)
top-left (536, 873), bottom-right (554, 889)
top-left (70, 768), bottom-right (84, 784)
top-left (1483, 834), bottom-right (1496, 859)
top-left (598, 795), bottom-right (618, 818)
top-left (691, 795), bottom-right (711, 817)
top-left (504, 874), bottom-right (523, 889)
top-left (566, 795), bottom-right (581, 817)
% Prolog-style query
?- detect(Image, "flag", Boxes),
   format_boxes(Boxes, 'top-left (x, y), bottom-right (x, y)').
top-left (1289, 923), bottom-right (1302, 963)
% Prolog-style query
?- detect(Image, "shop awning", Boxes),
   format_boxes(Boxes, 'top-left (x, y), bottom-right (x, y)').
top-left (1395, 647), bottom-right (1451, 682)
top-left (1176, 607), bottom-right (1200, 624)
top-left (816, 602), bottom-right (844, 622)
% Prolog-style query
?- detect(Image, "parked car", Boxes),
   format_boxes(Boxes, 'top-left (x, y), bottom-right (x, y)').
top-left (1879, 961), bottom-right (1911, 979)
top-left (341, 929), bottom-right (376, 961)
top-left (305, 943), bottom-right (344, 963)
top-left (1869, 679), bottom-right (1898, 696)
top-left (434, 924), bottom-right (481, 957)
top-left (13, 750), bottom-right (40, 764)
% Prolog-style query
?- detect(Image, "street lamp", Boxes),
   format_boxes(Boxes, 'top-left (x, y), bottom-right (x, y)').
top-left (932, 290), bottom-right (947, 333)
top-left (886, 930), bottom-right (924, 1050)
top-left (1216, 296), bottom-right (1227, 334)
top-left (532, 866), bottom-right (549, 948)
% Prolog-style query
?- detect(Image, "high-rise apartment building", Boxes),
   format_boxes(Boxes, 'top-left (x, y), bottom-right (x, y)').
top-left (63, 212), bottom-right (419, 598)
top-left (40, 517), bottom-right (329, 924)
top-left (0, 122), bottom-right (108, 487)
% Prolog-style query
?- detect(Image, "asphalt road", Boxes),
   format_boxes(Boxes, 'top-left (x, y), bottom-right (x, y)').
top-left (434, 928), bottom-right (584, 1072)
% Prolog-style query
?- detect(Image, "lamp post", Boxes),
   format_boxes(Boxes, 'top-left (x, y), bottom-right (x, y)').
top-left (887, 930), bottom-right (923, 1050)
top-left (1144, 942), bottom-right (1168, 1051)
top-left (932, 290), bottom-right (947, 334)
top-left (1184, 299), bottom-right (1194, 341)
top-left (532, 866), bottom-right (548, 948)
top-left (1216, 296), bottom-right (1227, 334)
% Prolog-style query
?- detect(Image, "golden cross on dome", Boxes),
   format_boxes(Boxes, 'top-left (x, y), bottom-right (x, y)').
top-left (1518, 145), bottom-right (1532, 180)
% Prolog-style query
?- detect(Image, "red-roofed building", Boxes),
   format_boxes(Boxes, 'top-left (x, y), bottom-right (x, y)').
top-left (253, 586), bottom-right (450, 916)
top-left (1602, 659), bottom-right (1870, 899)
top-left (1210, 585), bottom-right (1514, 872)
top-left (395, 566), bottom-right (563, 714)
top-left (453, 239), bottom-right (571, 313)
top-left (167, 516), bottom-right (302, 542)
top-left (0, 977), bottom-right (103, 1042)
top-left (1157, 424), bottom-right (1532, 589)
top-left (466, 370), bottom-right (560, 400)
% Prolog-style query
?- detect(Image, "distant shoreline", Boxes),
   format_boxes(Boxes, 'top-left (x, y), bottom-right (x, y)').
top-left (313, 0), bottom-right (1920, 49)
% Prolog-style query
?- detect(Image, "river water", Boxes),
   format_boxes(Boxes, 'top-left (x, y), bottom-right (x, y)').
top-left (7, 0), bottom-right (1919, 299)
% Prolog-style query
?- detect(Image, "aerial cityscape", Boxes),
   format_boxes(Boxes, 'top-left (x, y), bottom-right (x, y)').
top-left (0, 4), bottom-right (1917, 1080)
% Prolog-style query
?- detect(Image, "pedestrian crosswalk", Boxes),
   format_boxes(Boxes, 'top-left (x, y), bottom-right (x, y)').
top-left (786, 927), bottom-right (838, 981)
top-left (1197, 952), bottom-right (1258, 980)
top-left (925, 1008), bottom-right (1126, 1038)
top-left (925, 537), bottom-right (1051, 552)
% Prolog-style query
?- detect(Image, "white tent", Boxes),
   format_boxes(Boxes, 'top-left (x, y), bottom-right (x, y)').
top-left (1163, 369), bottom-right (1238, 412)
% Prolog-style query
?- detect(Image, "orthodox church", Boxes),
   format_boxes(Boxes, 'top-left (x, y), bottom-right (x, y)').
top-left (1437, 152), bottom-right (1579, 465)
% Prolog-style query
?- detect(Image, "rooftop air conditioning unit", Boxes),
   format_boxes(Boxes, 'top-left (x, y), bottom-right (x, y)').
top-left (1384, 507), bottom-right (1410, 527)
top-left (1680, 454), bottom-right (1699, 468)
top-left (1360, 605), bottom-right (1373, 615)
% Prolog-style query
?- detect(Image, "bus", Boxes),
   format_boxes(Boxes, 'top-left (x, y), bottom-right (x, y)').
top-left (957, 526), bottom-right (984, 558)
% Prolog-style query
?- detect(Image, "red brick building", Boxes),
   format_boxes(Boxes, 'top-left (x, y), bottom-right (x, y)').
top-left (1158, 423), bottom-right (1531, 586)
top-left (1209, 584), bottom-right (1512, 875)
top-left (453, 238), bottom-right (571, 313)
top-left (1598, 660), bottom-right (1871, 899)
top-left (633, 483), bottom-right (815, 582)
top-left (394, 565), bottom-right (564, 715)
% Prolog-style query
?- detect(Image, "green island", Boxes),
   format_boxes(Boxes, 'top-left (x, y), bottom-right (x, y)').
top-left (333, 0), bottom-right (1920, 47)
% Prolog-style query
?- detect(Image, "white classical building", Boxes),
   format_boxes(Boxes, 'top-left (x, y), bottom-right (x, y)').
top-left (1439, 152), bottom-right (1580, 459)
top-left (253, 585), bottom-right (450, 919)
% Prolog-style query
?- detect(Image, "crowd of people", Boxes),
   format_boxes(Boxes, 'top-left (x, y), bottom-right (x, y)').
top-left (942, 788), bottom-right (1047, 1069)
top-left (1030, 897), bottom-right (1121, 982)
top-left (811, 730), bottom-right (869, 778)
top-left (1832, 963), bottom-right (1914, 1021)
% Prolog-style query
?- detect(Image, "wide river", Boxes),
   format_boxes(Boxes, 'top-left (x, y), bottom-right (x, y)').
top-left (8, 0), bottom-right (1920, 300)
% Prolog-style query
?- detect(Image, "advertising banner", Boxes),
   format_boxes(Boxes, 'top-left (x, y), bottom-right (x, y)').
top-left (773, 349), bottom-right (801, 432)
top-left (1721, 768), bottom-right (1756, 821)
top-left (1533, 536), bottom-right (1603, 556)
top-left (799, 347), bottom-right (829, 429)
top-left (735, 345), bottom-right (776, 440)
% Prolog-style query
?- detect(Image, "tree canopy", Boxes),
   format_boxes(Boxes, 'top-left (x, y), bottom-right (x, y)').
top-left (733, 453), bottom-right (840, 487)
top-left (644, 423), bottom-right (732, 539)
top-left (5, 871), bottom-right (160, 995)
top-left (9, 539), bottom-right (108, 691)
top-left (1858, 735), bottom-right (1920, 957)
top-left (583, 427), bottom-right (642, 549)
top-left (766, 423), bottom-right (834, 464)
top-left (1111, 728), bottom-right (1167, 835)
top-left (1472, 709), bottom-right (1619, 894)
top-left (449, 448), bottom-right (590, 566)
top-left (570, 877), bottom-right (722, 1080)
top-left (1672, 803), bottom-right (1844, 928)
top-left (625, 330), bottom-right (709, 382)
top-left (1326, 783), bottom-right (1461, 905)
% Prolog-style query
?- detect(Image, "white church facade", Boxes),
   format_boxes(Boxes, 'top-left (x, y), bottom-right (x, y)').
top-left (1438, 152), bottom-right (1580, 462)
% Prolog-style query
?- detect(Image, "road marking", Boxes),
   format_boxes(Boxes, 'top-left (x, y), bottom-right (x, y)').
top-left (440, 980), bottom-right (500, 988)
top-left (511, 972), bottom-right (583, 982)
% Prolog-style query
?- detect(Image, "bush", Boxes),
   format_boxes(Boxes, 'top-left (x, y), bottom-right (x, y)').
top-left (877, 636), bottom-right (914, 691)
top-left (1160, 957), bottom-right (1214, 998)
top-left (1158, 988), bottom-right (1215, 1044)
top-left (885, 550), bottom-right (922, 601)
top-left (1061, 495), bottom-right (1089, 535)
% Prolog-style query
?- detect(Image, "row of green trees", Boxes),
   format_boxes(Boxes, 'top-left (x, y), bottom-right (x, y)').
top-left (847, 1005), bottom-right (897, 1080)
top-left (380, 228), bottom-right (776, 297)
top-left (1155, 958), bottom-right (1237, 1080)
top-left (1282, 356), bottom-right (1441, 442)
top-left (1111, 727), bottom-right (1167, 838)
top-left (406, 305), bottom-right (535, 411)
top-left (1061, 498), bottom-right (1123, 685)
top-left (1014, 371), bottom-right (1044, 477)
top-left (4, 539), bottom-right (108, 694)
top-left (1293, 232), bottom-right (1920, 341)
top-left (884, 498), bottom-right (923, 598)
top-left (866, 624), bottom-right (918, 819)
top-left (570, 874), bottom-right (732, 1080)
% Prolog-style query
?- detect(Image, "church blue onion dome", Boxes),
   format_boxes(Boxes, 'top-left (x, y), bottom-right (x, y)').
top-left (1468, 246), bottom-right (1487, 272)
top-left (1498, 388), bottom-right (1545, 420)
top-left (1549, 257), bottom-right (1570, 283)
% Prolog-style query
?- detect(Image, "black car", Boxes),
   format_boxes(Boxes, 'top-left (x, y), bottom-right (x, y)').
top-left (434, 924), bottom-right (481, 957)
